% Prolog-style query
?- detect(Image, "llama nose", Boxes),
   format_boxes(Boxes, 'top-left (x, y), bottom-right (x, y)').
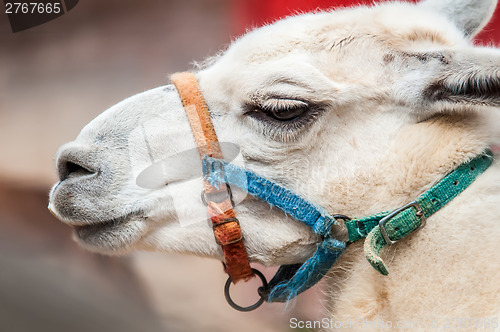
top-left (56, 147), bottom-right (98, 182)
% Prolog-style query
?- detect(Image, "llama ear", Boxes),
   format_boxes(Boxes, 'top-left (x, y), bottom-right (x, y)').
top-left (422, 47), bottom-right (500, 108)
top-left (419, 0), bottom-right (497, 38)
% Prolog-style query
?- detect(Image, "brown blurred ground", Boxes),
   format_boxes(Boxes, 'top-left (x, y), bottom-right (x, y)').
top-left (0, 1), bottom-right (323, 331)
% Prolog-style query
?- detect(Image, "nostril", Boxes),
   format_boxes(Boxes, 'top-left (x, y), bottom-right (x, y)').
top-left (55, 144), bottom-right (99, 182)
top-left (59, 160), bottom-right (96, 181)
top-left (67, 161), bottom-right (94, 177)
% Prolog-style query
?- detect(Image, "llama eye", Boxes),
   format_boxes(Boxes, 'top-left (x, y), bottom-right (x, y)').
top-left (266, 105), bottom-right (308, 121)
top-left (244, 98), bottom-right (324, 139)
top-left (246, 99), bottom-right (309, 123)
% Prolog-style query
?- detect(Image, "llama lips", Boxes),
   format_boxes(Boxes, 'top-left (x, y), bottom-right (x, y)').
top-left (73, 218), bottom-right (126, 236)
top-left (72, 211), bottom-right (146, 251)
top-left (68, 208), bottom-right (144, 230)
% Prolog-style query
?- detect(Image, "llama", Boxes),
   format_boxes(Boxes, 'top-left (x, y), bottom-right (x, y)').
top-left (49, 0), bottom-right (500, 329)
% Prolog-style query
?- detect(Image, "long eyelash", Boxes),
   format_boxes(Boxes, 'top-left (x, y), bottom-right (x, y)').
top-left (243, 104), bottom-right (325, 142)
top-left (261, 99), bottom-right (308, 112)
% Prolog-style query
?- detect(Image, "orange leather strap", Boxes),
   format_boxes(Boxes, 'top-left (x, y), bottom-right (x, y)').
top-left (171, 72), bottom-right (254, 282)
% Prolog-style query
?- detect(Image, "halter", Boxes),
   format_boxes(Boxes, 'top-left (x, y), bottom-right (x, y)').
top-left (171, 72), bottom-right (494, 311)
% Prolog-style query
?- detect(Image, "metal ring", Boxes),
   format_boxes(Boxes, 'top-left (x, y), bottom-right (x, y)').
top-left (331, 214), bottom-right (351, 242)
top-left (201, 184), bottom-right (234, 206)
top-left (201, 189), bottom-right (208, 206)
top-left (224, 268), bottom-right (268, 312)
top-left (332, 214), bottom-right (351, 221)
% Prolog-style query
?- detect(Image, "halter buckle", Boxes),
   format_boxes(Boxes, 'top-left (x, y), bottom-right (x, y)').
top-left (213, 217), bottom-right (243, 246)
top-left (378, 201), bottom-right (426, 245)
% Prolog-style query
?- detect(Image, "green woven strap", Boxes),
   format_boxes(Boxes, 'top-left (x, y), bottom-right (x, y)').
top-left (345, 150), bottom-right (493, 275)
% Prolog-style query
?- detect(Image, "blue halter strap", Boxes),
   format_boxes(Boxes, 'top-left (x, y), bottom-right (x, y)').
top-left (203, 150), bottom-right (493, 303)
top-left (202, 156), bottom-right (346, 303)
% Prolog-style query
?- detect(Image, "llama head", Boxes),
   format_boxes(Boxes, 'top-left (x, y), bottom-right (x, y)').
top-left (49, 0), bottom-right (499, 265)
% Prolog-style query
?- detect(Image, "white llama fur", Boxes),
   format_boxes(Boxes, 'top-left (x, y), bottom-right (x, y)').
top-left (49, 0), bottom-right (500, 330)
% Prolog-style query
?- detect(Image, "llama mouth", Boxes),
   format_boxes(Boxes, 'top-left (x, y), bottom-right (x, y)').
top-left (73, 216), bottom-right (128, 236)
top-left (72, 212), bottom-right (146, 252)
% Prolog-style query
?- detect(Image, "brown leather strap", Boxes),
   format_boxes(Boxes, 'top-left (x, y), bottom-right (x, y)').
top-left (171, 72), bottom-right (254, 282)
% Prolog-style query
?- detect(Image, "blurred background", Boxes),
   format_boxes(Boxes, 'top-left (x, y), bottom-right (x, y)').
top-left (1, 1), bottom-right (499, 331)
